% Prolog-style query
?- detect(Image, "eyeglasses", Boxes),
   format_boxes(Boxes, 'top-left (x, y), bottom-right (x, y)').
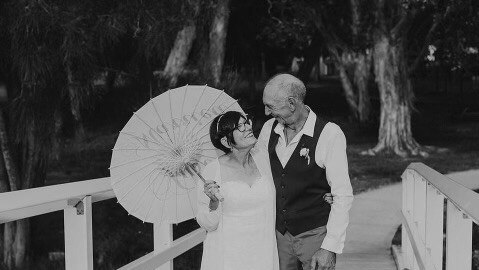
top-left (235, 117), bottom-right (252, 132)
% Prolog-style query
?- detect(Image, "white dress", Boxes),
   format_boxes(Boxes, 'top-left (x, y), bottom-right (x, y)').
top-left (196, 147), bottom-right (279, 270)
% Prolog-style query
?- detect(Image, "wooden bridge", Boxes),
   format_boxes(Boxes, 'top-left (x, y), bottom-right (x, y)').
top-left (1, 163), bottom-right (478, 270)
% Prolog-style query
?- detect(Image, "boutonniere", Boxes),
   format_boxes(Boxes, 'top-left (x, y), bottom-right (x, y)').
top-left (299, 147), bottom-right (310, 165)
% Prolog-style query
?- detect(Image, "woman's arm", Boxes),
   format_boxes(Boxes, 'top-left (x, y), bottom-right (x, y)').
top-left (195, 161), bottom-right (221, 232)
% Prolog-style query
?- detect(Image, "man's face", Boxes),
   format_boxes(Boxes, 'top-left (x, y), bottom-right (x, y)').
top-left (263, 89), bottom-right (292, 125)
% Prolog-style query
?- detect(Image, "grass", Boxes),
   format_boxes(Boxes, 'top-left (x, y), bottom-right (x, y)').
top-left (29, 77), bottom-right (479, 269)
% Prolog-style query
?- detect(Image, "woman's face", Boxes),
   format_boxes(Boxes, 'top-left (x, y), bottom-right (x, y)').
top-left (231, 117), bottom-right (256, 150)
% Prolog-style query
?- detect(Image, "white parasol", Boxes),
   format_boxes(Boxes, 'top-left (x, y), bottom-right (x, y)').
top-left (109, 85), bottom-right (243, 224)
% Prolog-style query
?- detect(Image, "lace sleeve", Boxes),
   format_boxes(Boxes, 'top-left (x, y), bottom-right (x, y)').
top-left (195, 160), bottom-right (221, 232)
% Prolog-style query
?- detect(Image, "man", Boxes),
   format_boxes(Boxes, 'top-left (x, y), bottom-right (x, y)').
top-left (257, 74), bottom-right (353, 270)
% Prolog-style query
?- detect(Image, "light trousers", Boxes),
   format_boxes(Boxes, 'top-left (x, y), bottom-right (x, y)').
top-left (276, 226), bottom-right (327, 270)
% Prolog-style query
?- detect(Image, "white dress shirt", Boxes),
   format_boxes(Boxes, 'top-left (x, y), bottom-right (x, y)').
top-left (257, 108), bottom-right (354, 254)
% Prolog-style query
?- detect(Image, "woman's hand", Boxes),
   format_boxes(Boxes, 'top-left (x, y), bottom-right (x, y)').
top-left (204, 181), bottom-right (220, 210)
top-left (323, 193), bottom-right (334, 204)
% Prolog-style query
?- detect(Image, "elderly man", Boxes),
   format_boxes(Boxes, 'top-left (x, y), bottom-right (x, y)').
top-left (257, 74), bottom-right (353, 270)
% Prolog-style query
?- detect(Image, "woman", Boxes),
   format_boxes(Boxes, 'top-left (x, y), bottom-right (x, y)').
top-left (196, 111), bottom-right (279, 270)
top-left (195, 111), bottom-right (333, 270)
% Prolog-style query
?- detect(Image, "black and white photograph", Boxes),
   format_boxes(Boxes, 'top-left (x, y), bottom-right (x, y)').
top-left (0, 0), bottom-right (478, 269)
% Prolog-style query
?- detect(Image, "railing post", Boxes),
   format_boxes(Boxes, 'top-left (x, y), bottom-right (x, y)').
top-left (425, 184), bottom-right (444, 270)
top-left (402, 170), bottom-right (415, 269)
top-left (154, 222), bottom-right (174, 270)
top-left (64, 196), bottom-right (93, 270)
top-left (413, 174), bottom-right (427, 268)
top-left (446, 201), bottom-right (472, 270)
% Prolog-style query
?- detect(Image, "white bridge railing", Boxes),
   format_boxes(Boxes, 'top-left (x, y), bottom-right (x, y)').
top-left (402, 163), bottom-right (479, 270)
top-left (0, 177), bottom-right (206, 270)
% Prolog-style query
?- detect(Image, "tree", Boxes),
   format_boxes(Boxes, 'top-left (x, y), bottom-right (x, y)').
top-left (205, 0), bottom-right (232, 86)
top-left (306, 0), bottom-right (374, 123)
top-left (0, 0), bottom-right (126, 267)
top-left (116, 0), bottom-right (186, 96)
top-left (425, 1), bottom-right (479, 84)
top-left (60, 6), bottom-right (97, 141)
top-left (296, 0), bottom-right (474, 156)
top-left (0, 0), bottom-right (192, 268)
top-left (266, 0), bottom-right (375, 123)
top-left (162, 0), bottom-right (201, 87)
top-left (0, 1), bottom-right (65, 267)
top-left (364, 0), bottom-right (463, 157)
top-left (0, 104), bottom-right (21, 269)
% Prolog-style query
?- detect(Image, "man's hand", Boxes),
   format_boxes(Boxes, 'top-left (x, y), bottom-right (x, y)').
top-left (323, 193), bottom-right (334, 204)
top-left (310, 248), bottom-right (336, 270)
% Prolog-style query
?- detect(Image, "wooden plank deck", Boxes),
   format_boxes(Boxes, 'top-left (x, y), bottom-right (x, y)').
top-left (335, 170), bottom-right (479, 270)
top-left (336, 184), bottom-right (402, 270)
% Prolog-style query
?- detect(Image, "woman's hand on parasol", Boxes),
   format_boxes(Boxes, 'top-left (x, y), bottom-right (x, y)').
top-left (204, 180), bottom-right (221, 210)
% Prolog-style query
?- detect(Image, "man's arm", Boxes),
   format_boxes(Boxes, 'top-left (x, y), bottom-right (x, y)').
top-left (320, 125), bottom-right (354, 254)
top-left (311, 125), bottom-right (353, 269)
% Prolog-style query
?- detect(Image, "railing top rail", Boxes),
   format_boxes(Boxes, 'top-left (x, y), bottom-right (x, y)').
top-left (0, 177), bottom-right (115, 224)
top-left (404, 162), bottom-right (479, 224)
top-left (118, 228), bottom-right (206, 270)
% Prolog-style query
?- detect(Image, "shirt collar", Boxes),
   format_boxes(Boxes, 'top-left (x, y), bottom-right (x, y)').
top-left (273, 106), bottom-right (316, 138)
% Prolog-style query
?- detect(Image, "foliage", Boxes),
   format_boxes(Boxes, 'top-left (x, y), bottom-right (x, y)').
top-left (258, 18), bottom-right (314, 54)
top-left (256, 0), bottom-right (316, 56)
top-left (429, 1), bottom-right (479, 74)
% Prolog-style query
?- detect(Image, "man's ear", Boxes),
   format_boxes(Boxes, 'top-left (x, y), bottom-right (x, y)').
top-left (287, 96), bottom-right (296, 111)
top-left (220, 137), bottom-right (230, 149)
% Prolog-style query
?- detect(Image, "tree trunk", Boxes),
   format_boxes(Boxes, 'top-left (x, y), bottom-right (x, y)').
top-left (365, 35), bottom-right (426, 157)
top-left (0, 111), bottom-right (9, 266)
top-left (13, 219), bottom-right (29, 269)
top-left (0, 157), bottom-right (7, 266)
top-left (0, 154), bottom-right (6, 266)
top-left (163, 24), bottom-right (196, 87)
top-left (163, 0), bottom-right (199, 87)
top-left (353, 51), bottom-right (372, 122)
top-left (0, 107), bottom-right (24, 269)
top-left (337, 62), bottom-right (359, 116)
top-left (207, 0), bottom-right (231, 86)
top-left (0, 108), bottom-right (20, 191)
top-left (3, 222), bottom-right (15, 269)
top-left (66, 65), bottom-right (85, 141)
top-left (298, 35), bottom-right (321, 83)
top-left (2, 88), bottom-right (53, 269)
top-left (3, 220), bottom-right (30, 270)
top-left (51, 108), bottom-right (63, 161)
top-left (334, 49), bottom-right (372, 122)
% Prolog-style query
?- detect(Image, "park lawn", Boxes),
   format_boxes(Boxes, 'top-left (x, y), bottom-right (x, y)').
top-left (47, 118), bottom-right (479, 194)
top-left (346, 120), bottom-right (479, 194)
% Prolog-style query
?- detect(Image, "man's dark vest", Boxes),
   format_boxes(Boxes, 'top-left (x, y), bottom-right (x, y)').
top-left (268, 117), bottom-right (331, 236)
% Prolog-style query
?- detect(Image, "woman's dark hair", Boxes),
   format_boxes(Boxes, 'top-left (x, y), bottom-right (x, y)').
top-left (210, 111), bottom-right (245, 153)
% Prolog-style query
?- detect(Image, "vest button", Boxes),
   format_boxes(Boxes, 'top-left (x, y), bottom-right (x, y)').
top-left (281, 173), bottom-right (285, 177)
top-left (282, 209), bottom-right (286, 212)
top-left (281, 185), bottom-right (285, 188)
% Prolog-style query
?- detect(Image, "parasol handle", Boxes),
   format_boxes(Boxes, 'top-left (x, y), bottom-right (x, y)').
top-left (187, 165), bottom-right (224, 202)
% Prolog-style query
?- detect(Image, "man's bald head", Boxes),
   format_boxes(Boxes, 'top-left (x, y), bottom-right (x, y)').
top-left (264, 73), bottom-right (306, 102)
